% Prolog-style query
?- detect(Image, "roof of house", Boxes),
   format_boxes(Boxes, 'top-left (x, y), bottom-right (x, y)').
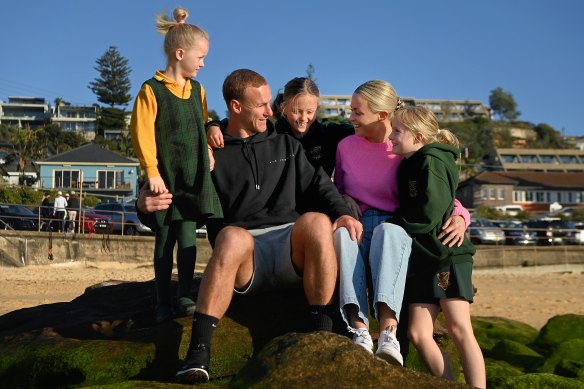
top-left (36, 143), bottom-right (138, 165)
top-left (460, 171), bottom-right (584, 188)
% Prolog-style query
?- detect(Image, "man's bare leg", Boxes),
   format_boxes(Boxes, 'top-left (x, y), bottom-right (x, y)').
top-left (196, 226), bottom-right (255, 318)
top-left (177, 226), bottom-right (254, 384)
top-left (291, 212), bottom-right (337, 331)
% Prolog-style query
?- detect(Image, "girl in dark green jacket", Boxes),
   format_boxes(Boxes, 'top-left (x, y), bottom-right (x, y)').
top-left (389, 106), bottom-right (485, 389)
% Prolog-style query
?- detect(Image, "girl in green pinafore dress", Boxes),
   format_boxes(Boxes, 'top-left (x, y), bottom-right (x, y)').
top-left (130, 7), bottom-right (222, 322)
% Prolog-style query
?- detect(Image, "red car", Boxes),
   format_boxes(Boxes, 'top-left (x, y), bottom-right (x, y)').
top-left (78, 209), bottom-right (114, 234)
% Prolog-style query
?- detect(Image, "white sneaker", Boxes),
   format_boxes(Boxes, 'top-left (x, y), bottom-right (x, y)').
top-left (348, 327), bottom-right (374, 354)
top-left (376, 328), bottom-right (404, 366)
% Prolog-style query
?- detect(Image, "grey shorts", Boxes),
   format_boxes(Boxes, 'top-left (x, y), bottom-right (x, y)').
top-left (235, 223), bottom-right (302, 295)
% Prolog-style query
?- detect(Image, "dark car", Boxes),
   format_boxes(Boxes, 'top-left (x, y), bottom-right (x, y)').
top-left (524, 218), bottom-right (570, 245)
top-left (0, 204), bottom-right (38, 231)
top-left (93, 202), bottom-right (153, 235)
top-left (492, 220), bottom-right (537, 245)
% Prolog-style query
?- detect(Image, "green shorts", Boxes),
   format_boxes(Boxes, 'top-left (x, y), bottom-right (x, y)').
top-left (406, 261), bottom-right (474, 305)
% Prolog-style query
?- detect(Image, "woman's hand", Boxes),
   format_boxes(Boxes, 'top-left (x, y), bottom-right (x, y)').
top-left (438, 215), bottom-right (466, 247)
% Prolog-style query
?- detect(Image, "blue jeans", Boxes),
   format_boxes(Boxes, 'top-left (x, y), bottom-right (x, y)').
top-left (334, 209), bottom-right (412, 328)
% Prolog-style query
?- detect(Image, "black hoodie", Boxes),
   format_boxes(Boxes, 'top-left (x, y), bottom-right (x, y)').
top-left (138, 120), bottom-right (352, 246)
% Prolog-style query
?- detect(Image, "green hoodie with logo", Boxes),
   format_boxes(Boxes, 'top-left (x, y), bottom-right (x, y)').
top-left (391, 143), bottom-right (476, 275)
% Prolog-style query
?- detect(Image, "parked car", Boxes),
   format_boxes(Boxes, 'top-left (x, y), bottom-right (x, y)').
top-left (78, 207), bottom-right (114, 234)
top-left (491, 220), bottom-right (537, 245)
top-left (92, 202), bottom-right (153, 235)
top-left (0, 203), bottom-right (37, 231)
top-left (565, 222), bottom-right (584, 245)
top-left (524, 218), bottom-right (570, 245)
top-left (468, 218), bottom-right (505, 245)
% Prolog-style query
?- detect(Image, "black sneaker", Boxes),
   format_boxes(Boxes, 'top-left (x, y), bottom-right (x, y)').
top-left (175, 343), bottom-right (210, 384)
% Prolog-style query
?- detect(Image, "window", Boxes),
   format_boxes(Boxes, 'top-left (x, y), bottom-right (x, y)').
top-left (559, 155), bottom-right (579, 164)
top-left (97, 170), bottom-right (125, 189)
top-left (54, 169), bottom-right (80, 188)
top-left (520, 155), bottom-right (537, 163)
top-left (489, 188), bottom-right (497, 200)
top-left (498, 188), bottom-right (505, 200)
top-left (540, 155), bottom-right (558, 164)
top-left (536, 192), bottom-right (545, 202)
top-left (481, 188), bottom-right (489, 200)
top-left (526, 192), bottom-right (534, 202)
top-left (513, 190), bottom-right (525, 202)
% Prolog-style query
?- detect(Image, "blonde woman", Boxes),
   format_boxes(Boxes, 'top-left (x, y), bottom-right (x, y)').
top-left (333, 81), bottom-right (470, 366)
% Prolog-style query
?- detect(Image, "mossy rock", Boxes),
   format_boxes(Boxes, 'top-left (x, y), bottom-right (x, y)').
top-left (485, 358), bottom-right (524, 380)
top-left (489, 372), bottom-right (584, 389)
top-left (554, 359), bottom-right (584, 381)
top-left (0, 338), bottom-right (155, 388)
top-left (230, 331), bottom-right (467, 388)
top-left (472, 316), bottom-right (538, 353)
top-left (488, 339), bottom-right (544, 370)
top-left (532, 314), bottom-right (584, 354)
top-left (534, 339), bottom-right (584, 376)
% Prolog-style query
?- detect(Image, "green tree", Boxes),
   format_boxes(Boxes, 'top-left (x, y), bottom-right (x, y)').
top-left (97, 107), bottom-right (127, 138)
top-left (10, 125), bottom-right (44, 187)
top-left (306, 63), bottom-right (316, 81)
top-left (489, 87), bottom-right (520, 121)
top-left (89, 46), bottom-right (132, 108)
top-left (532, 123), bottom-right (567, 148)
top-left (208, 109), bottom-right (219, 122)
top-left (36, 124), bottom-right (85, 155)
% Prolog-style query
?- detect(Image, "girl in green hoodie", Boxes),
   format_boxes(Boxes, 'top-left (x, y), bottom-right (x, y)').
top-left (389, 106), bottom-right (485, 389)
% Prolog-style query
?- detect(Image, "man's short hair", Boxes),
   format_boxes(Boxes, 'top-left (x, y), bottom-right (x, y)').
top-left (222, 69), bottom-right (267, 106)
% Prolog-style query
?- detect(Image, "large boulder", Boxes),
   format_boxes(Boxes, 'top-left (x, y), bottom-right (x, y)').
top-left (230, 331), bottom-right (466, 388)
top-left (472, 316), bottom-right (539, 353)
top-left (531, 314), bottom-right (584, 354)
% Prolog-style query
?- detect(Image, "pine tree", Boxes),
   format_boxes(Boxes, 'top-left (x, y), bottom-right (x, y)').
top-left (89, 46), bottom-right (132, 108)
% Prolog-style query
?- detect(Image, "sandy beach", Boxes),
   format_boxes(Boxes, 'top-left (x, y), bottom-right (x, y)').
top-left (1, 262), bottom-right (583, 330)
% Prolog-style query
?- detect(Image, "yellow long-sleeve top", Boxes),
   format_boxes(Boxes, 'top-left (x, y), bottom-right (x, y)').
top-left (130, 71), bottom-right (209, 179)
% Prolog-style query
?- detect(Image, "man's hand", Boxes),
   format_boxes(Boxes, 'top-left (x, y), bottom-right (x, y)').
top-left (332, 214), bottom-right (363, 244)
top-left (207, 124), bottom-right (224, 148)
top-left (136, 185), bottom-right (173, 214)
top-left (438, 215), bottom-right (466, 247)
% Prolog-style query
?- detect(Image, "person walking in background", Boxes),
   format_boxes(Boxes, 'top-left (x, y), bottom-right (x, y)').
top-left (333, 80), bottom-right (470, 366)
top-left (389, 106), bottom-right (485, 388)
top-left (40, 192), bottom-right (51, 231)
top-left (53, 191), bottom-right (67, 232)
top-left (130, 7), bottom-right (222, 323)
top-left (66, 191), bottom-right (80, 233)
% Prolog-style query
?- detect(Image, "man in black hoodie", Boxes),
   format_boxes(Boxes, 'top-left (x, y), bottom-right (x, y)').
top-left (137, 69), bottom-right (362, 384)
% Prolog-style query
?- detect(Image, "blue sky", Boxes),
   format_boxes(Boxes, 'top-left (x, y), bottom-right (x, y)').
top-left (1, 0), bottom-right (583, 136)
